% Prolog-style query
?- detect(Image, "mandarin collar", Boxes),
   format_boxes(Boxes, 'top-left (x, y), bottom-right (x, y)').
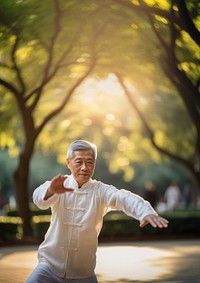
top-left (69, 174), bottom-right (92, 191)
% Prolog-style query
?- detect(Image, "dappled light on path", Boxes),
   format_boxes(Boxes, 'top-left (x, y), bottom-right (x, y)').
top-left (0, 240), bottom-right (200, 283)
top-left (96, 244), bottom-right (175, 281)
top-left (96, 241), bottom-right (200, 282)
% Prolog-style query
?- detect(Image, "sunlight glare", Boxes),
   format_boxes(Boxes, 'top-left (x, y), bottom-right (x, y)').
top-left (96, 245), bottom-right (175, 281)
top-left (76, 73), bottom-right (125, 104)
top-left (106, 113), bottom-right (115, 121)
top-left (61, 120), bottom-right (71, 127)
top-left (96, 74), bottom-right (125, 95)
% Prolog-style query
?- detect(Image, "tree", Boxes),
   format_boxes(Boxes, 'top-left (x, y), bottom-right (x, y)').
top-left (0, 0), bottom-right (101, 236)
top-left (112, 0), bottom-right (200, 200)
top-left (0, 0), bottom-right (199, 237)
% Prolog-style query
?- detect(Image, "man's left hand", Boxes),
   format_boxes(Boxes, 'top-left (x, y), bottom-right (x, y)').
top-left (140, 214), bottom-right (169, 228)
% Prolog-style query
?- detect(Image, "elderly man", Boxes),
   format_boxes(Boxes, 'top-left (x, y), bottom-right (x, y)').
top-left (26, 140), bottom-right (168, 283)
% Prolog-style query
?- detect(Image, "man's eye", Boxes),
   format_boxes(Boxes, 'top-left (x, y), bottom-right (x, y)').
top-left (87, 161), bottom-right (94, 166)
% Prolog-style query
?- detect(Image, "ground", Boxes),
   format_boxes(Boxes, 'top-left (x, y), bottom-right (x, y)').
top-left (0, 239), bottom-right (200, 283)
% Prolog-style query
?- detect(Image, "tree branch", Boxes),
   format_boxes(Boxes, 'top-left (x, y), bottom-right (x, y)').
top-left (26, 1), bottom-right (90, 112)
top-left (34, 4), bottom-right (111, 138)
top-left (35, 59), bottom-right (96, 137)
top-left (162, 62), bottom-right (200, 157)
top-left (134, 0), bottom-right (200, 164)
top-left (148, 5), bottom-right (200, 119)
top-left (115, 73), bottom-right (196, 172)
top-left (0, 78), bottom-right (19, 97)
top-left (116, 73), bottom-right (154, 140)
top-left (11, 35), bottom-right (26, 93)
top-left (27, 3), bottom-right (110, 113)
top-left (114, 0), bottom-right (174, 23)
top-left (42, 0), bottom-right (61, 81)
top-left (25, 0), bottom-right (62, 111)
top-left (114, 0), bottom-right (200, 46)
top-left (174, 0), bottom-right (200, 46)
top-left (147, 14), bottom-right (169, 53)
top-left (0, 62), bottom-right (11, 69)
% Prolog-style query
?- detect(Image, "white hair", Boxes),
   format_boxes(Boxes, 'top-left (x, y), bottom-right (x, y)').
top-left (66, 140), bottom-right (97, 159)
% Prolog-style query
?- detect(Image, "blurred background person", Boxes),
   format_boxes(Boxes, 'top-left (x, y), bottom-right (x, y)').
top-left (164, 181), bottom-right (182, 211)
top-left (143, 180), bottom-right (158, 209)
top-left (182, 181), bottom-right (192, 209)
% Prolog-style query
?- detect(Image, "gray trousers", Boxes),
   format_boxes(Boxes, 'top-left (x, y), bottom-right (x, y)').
top-left (26, 264), bottom-right (98, 283)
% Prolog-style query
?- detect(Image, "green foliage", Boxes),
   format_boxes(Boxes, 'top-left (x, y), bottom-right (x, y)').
top-left (132, 161), bottom-right (191, 192)
top-left (0, 0), bottom-right (199, 236)
top-left (100, 210), bottom-right (200, 239)
top-left (2, 210), bottom-right (200, 242)
top-left (0, 216), bottom-right (21, 241)
top-left (0, 0), bottom-right (197, 167)
top-left (29, 154), bottom-right (68, 191)
top-left (0, 150), bottom-right (17, 197)
top-left (0, 147), bottom-right (191, 203)
top-left (0, 149), bottom-right (69, 197)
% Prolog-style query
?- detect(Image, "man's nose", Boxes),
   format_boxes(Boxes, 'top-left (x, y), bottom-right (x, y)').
top-left (81, 162), bottom-right (87, 170)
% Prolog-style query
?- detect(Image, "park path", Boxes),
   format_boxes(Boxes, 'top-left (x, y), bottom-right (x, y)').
top-left (0, 239), bottom-right (200, 283)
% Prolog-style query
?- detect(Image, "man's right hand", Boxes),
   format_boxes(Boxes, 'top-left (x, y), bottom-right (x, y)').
top-left (44, 175), bottom-right (73, 200)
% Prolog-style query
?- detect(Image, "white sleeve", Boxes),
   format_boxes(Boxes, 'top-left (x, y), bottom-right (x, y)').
top-left (115, 189), bottom-right (158, 221)
top-left (101, 185), bottom-right (157, 222)
top-left (33, 181), bottom-right (60, 210)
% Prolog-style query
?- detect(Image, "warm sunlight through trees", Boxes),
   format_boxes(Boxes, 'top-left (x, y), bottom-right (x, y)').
top-left (0, 0), bottom-right (199, 236)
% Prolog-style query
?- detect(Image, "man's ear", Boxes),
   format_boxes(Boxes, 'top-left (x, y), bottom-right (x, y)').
top-left (66, 158), bottom-right (70, 169)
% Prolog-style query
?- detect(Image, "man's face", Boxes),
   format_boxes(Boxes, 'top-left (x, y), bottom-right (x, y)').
top-left (66, 149), bottom-right (96, 188)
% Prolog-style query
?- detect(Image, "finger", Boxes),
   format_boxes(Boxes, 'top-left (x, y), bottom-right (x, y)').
top-left (62, 177), bottom-right (74, 192)
top-left (159, 217), bottom-right (169, 228)
top-left (140, 216), bottom-right (169, 228)
top-left (152, 217), bottom-right (169, 228)
top-left (54, 174), bottom-right (64, 180)
top-left (139, 220), bottom-right (148, 227)
top-left (64, 188), bottom-right (74, 192)
top-left (55, 187), bottom-right (74, 194)
top-left (149, 217), bottom-right (158, 228)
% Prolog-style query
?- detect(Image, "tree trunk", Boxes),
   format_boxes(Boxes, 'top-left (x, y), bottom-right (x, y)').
top-left (14, 149), bottom-right (33, 237)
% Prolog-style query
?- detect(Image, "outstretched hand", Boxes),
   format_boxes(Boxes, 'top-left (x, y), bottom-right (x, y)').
top-left (140, 214), bottom-right (169, 228)
top-left (44, 175), bottom-right (73, 200)
top-left (49, 175), bottom-right (73, 194)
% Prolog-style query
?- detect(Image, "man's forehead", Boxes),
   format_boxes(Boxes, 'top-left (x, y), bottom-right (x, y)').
top-left (73, 149), bottom-right (95, 158)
